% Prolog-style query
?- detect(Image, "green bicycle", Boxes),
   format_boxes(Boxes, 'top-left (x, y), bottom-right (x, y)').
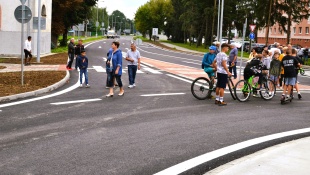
top-left (234, 75), bottom-right (276, 102)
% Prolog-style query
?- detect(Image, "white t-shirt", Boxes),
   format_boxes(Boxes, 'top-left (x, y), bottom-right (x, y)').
top-left (24, 40), bottom-right (31, 51)
top-left (126, 50), bottom-right (141, 66)
top-left (216, 52), bottom-right (228, 74)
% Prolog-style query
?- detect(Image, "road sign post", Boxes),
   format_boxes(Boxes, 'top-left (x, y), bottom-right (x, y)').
top-left (239, 18), bottom-right (247, 81)
top-left (15, 2), bottom-right (32, 86)
top-left (37, 0), bottom-right (41, 63)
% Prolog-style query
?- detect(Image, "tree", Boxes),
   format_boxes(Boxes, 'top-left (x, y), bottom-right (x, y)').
top-left (52, 0), bottom-right (97, 47)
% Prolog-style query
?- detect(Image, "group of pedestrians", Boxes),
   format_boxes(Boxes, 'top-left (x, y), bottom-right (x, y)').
top-left (202, 41), bottom-right (304, 106)
top-left (66, 38), bottom-right (141, 97)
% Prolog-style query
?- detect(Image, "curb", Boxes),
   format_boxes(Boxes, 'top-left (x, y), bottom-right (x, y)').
top-left (0, 70), bottom-right (70, 102)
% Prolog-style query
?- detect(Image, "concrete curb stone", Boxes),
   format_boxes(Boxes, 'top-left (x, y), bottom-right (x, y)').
top-left (0, 70), bottom-right (70, 102)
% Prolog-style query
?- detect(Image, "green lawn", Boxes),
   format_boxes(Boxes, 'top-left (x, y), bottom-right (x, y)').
top-left (160, 40), bottom-right (250, 59)
top-left (52, 36), bottom-right (106, 53)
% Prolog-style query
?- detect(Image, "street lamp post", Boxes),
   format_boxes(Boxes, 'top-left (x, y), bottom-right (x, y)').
top-left (96, 4), bottom-right (99, 37)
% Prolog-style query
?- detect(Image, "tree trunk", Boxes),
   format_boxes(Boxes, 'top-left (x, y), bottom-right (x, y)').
top-left (210, 0), bottom-right (216, 46)
top-left (204, 17), bottom-right (209, 49)
top-left (265, 0), bottom-right (273, 46)
top-left (61, 28), bottom-right (68, 46)
top-left (287, 14), bottom-right (291, 45)
top-left (51, 33), bottom-right (59, 49)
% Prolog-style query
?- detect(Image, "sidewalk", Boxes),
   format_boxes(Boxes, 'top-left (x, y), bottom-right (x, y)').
top-left (207, 137), bottom-right (310, 175)
top-left (0, 63), bottom-right (67, 72)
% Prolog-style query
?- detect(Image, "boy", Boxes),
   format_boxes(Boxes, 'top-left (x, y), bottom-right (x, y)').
top-left (202, 46), bottom-right (217, 82)
top-left (269, 52), bottom-right (281, 96)
top-left (280, 49), bottom-right (300, 102)
top-left (77, 50), bottom-right (90, 88)
top-left (212, 43), bottom-right (232, 106)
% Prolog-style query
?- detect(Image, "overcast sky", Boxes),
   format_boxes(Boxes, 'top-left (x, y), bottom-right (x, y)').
top-left (98, 0), bottom-right (149, 20)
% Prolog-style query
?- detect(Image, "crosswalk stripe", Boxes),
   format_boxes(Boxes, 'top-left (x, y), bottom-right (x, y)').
top-left (93, 66), bottom-right (106, 72)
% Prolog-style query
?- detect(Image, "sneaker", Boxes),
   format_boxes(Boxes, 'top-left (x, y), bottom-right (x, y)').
top-left (79, 84), bottom-right (83, 88)
top-left (215, 100), bottom-right (219, 104)
top-left (133, 83), bottom-right (136, 87)
top-left (298, 94), bottom-right (302, 99)
top-left (128, 85), bottom-right (134, 88)
top-left (218, 101), bottom-right (227, 106)
top-left (86, 84), bottom-right (90, 88)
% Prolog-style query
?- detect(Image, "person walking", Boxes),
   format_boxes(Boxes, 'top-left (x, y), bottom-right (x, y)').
top-left (24, 36), bottom-right (32, 66)
top-left (106, 41), bottom-right (124, 97)
top-left (229, 44), bottom-right (238, 79)
top-left (66, 38), bottom-right (75, 70)
top-left (126, 43), bottom-right (141, 88)
top-left (269, 52), bottom-right (281, 96)
top-left (75, 39), bottom-right (85, 70)
top-left (77, 50), bottom-right (90, 88)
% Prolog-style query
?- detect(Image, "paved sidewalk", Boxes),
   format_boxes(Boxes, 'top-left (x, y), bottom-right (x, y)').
top-left (0, 63), bottom-right (67, 72)
top-left (207, 137), bottom-right (310, 175)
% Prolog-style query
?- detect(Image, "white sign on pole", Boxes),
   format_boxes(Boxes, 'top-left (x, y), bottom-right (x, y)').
top-left (249, 25), bottom-right (256, 32)
top-left (96, 21), bottom-right (99, 27)
top-left (152, 28), bottom-right (158, 36)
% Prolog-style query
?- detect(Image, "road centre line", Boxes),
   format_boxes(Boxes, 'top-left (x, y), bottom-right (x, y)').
top-left (51, 98), bottom-right (102, 105)
top-left (154, 127), bottom-right (310, 175)
top-left (140, 93), bottom-right (185, 97)
top-left (0, 40), bottom-right (101, 108)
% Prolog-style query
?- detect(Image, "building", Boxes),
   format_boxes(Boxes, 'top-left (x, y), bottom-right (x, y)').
top-left (0, 0), bottom-right (52, 57)
top-left (257, 18), bottom-right (310, 47)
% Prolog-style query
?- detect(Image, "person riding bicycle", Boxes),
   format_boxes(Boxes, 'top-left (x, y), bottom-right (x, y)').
top-left (243, 54), bottom-right (267, 97)
top-left (202, 46), bottom-right (217, 82)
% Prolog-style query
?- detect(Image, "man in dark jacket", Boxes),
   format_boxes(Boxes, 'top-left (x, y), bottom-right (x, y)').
top-left (77, 50), bottom-right (90, 88)
top-left (67, 38), bottom-right (75, 70)
top-left (75, 39), bottom-right (85, 70)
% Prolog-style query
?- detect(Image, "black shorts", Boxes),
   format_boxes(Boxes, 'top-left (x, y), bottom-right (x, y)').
top-left (24, 49), bottom-right (32, 58)
top-left (216, 73), bottom-right (228, 89)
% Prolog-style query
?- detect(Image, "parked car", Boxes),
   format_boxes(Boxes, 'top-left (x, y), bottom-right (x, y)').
top-left (230, 40), bottom-right (242, 49)
top-left (251, 43), bottom-right (265, 53)
top-left (212, 39), bottom-right (228, 45)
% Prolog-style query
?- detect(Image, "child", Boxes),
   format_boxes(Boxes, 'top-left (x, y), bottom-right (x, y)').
top-left (77, 50), bottom-right (90, 88)
top-left (269, 52), bottom-right (281, 95)
top-left (212, 43), bottom-right (232, 106)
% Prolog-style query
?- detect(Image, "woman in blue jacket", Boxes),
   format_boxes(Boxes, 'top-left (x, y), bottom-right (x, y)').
top-left (106, 41), bottom-right (124, 97)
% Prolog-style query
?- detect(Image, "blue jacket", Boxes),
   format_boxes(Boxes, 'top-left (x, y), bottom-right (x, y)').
top-left (77, 55), bottom-right (88, 69)
top-left (109, 49), bottom-right (123, 75)
top-left (202, 53), bottom-right (216, 70)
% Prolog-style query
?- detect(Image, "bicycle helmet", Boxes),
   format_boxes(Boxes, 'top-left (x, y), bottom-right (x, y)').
top-left (209, 46), bottom-right (217, 50)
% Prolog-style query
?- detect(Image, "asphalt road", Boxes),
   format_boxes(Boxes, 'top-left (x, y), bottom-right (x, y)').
top-left (0, 36), bottom-right (309, 175)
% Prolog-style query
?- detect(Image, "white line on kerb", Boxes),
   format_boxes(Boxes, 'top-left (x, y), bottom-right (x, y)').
top-left (141, 93), bottom-right (185, 97)
top-left (154, 127), bottom-right (310, 175)
top-left (51, 98), bottom-right (102, 105)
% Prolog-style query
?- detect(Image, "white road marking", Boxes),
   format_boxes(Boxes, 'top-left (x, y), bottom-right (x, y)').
top-left (51, 98), bottom-right (102, 105)
top-left (0, 40), bottom-right (101, 109)
top-left (182, 61), bottom-right (201, 65)
top-left (143, 67), bottom-right (162, 74)
top-left (166, 74), bottom-right (193, 84)
top-left (154, 127), bottom-right (310, 175)
top-left (93, 66), bottom-right (106, 72)
top-left (137, 70), bottom-right (144, 73)
top-left (98, 46), bottom-right (102, 48)
top-left (0, 110), bottom-right (2, 112)
top-left (141, 93), bottom-right (185, 97)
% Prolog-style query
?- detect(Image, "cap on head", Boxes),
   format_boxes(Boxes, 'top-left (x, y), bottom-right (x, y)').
top-left (209, 46), bottom-right (217, 50)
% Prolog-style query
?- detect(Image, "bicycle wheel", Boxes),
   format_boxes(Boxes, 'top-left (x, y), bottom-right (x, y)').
top-left (300, 69), bottom-right (305, 75)
top-left (227, 77), bottom-right (236, 100)
top-left (260, 79), bottom-right (276, 100)
top-left (191, 77), bottom-right (212, 100)
top-left (234, 80), bottom-right (251, 102)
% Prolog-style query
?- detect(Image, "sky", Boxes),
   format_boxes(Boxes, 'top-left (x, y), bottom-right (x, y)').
top-left (98, 0), bottom-right (149, 20)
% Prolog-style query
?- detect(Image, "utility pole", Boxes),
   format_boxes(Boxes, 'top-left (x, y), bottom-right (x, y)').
top-left (37, 0), bottom-right (41, 63)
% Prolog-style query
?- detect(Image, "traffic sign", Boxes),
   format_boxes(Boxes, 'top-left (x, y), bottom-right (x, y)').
top-left (96, 21), bottom-right (99, 27)
top-left (14, 5), bottom-right (32, 23)
top-left (20, 0), bottom-right (26, 4)
top-left (249, 25), bottom-right (256, 32)
top-left (152, 28), bottom-right (158, 36)
top-left (102, 22), bottom-right (104, 27)
top-left (249, 32), bottom-right (255, 40)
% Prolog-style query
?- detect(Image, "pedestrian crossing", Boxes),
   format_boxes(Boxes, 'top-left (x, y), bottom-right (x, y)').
top-left (89, 64), bottom-right (162, 74)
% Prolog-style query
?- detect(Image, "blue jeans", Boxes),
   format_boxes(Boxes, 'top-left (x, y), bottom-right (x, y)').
top-left (128, 65), bottom-right (137, 85)
top-left (80, 68), bottom-right (88, 84)
top-left (304, 55), bottom-right (308, 63)
top-left (229, 61), bottom-right (237, 78)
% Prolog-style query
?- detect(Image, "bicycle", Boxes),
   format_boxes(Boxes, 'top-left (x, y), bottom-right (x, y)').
top-left (298, 67), bottom-right (305, 76)
top-left (234, 75), bottom-right (276, 102)
top-left (191, 76), bottom-right (236, 100)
